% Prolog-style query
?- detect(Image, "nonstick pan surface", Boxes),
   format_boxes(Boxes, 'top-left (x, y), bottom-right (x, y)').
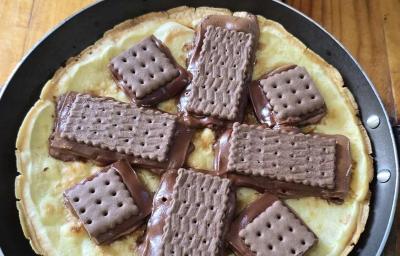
top-left (0, 0), bottom-right (398, 255)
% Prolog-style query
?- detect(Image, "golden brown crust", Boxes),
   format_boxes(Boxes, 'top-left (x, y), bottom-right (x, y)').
top-left (16, 100), bottom-right (54, 255)
top-left (15, 6), bottom-right (372, 256)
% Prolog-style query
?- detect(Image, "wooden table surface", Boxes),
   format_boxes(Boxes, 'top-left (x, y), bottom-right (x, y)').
top-left (0, 0), bottom-right (399, 255)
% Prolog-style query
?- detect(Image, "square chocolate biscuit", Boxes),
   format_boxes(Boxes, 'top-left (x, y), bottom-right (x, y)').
top-left (109, 35), bottom-right (189, 106)
top-left (227, 193), bottom-right (317, 256)
top-left (214, 123), bottom-right (352, 203)
top-left (140, 168), bottom-right (236, 255)
top-left (63, 160), bottom-right (152, 244)
top-left (49, 92), bottom-right (194, 174)
top-left (249, 65), bottom-right (326, 127)
top-left (179, 14), bottom-right (259, 127)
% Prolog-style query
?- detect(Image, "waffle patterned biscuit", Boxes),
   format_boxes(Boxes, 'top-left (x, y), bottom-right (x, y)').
top-left (161, 169), bottom-right (231, 255)
top-left (228, 123), bottom-right (336, 189)
top-left (185, 26), bottom-right (252, 121)
top-left (140, 169), bottom-right (235, 255)
top-left (64, 161), bottom-right (152, 244)
top-left (228, 194), bottom-right (317, 256)
top-left (239, 201), bottom-right (317, 256)
top-left (50, 93), bottom-right (194, 171)
top-left (214, 123), bottom-right (352, 203)
top-left (59, 93), bottom-right (175, 162)
top-left (249, 65), bottom-right (326, 127)
top-left (179, 15), bottom-right (259, 127)
top-left (110, 35), bottom-right (188, 106)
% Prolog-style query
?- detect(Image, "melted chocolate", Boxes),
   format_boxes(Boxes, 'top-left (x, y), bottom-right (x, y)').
top-left (49, 93), bottom-right (194, 174)
top-left (214, 129), bottom-right (352, 204)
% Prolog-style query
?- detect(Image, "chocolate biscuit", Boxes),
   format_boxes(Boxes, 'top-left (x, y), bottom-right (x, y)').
top-left (214, 123), bottom-right (352, 203)
top-left (227, 193), bottom-right (317, 256)
top-left (49, 92), bottom-right (194, 174)
top-left (140, 168), bottom-right (236, 255)
top-left (179, 14), bottom-right (259, 128)
top-left (109, 35), bottom-right (189, 106)
top-left (64, 160), bottom-right (152, 244)
top-left (249, 65), bottom-right (326, 127)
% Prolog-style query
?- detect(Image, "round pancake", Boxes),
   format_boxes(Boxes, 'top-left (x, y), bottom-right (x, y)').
top-left (15, 6), bottom-right (373, 256)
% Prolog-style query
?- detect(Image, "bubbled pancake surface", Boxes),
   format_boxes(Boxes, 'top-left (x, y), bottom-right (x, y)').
top-left (15, 6), bottom-right (372, 256)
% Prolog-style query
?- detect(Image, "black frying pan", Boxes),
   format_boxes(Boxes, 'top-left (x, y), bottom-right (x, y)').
top-left (0, 0), bottom-right (398, 255)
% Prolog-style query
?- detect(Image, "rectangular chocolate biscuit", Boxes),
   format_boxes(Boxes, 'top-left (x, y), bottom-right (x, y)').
top-left (109, 35), bottom-right (189, 106)
top-left (64, 160), bottom-right (152, 244)
top-left (214, 123), bottom-right (352, 203)
top-left (140, 168), bottom-right (236, 255)
top-left (227, 193), bottom-right (317, 256)
top-left (179, 14), bottom-right (259, 127)
top-left (229, 123), bottom-right (336, 188)
top-left (49, 92), bottom-right (194, 173)
top-left (249, 65), bottom-right (326, 127)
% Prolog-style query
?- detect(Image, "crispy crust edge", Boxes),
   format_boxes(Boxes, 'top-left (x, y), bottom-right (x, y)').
top-left (14, 5), bottom-right (373, 256)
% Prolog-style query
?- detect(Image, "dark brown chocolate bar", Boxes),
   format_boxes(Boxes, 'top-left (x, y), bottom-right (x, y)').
top-left (63, 160), bottom-right (152, 244)
top-left (249, 65), bottom-right (326, 127)
top-left (49, 92), bottom-right (194, 174)
top-left (178, 14), bottom-right (259, 128)
top-left (140, 168), bottom-right (236, 256)
top-left (109, 35), bottom-right (190, 106)
top-left (227, 193), bottom-right (317, 256)
top-left (214, 123), bottom-right (352, 203)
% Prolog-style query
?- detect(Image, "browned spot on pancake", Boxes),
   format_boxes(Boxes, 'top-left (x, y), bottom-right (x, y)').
top-left (70, 224), bottom-right (84, 234)
top-left (183, 42), bottom-right (192, 53)
top-left (257, 41), bottom-right (266, 51)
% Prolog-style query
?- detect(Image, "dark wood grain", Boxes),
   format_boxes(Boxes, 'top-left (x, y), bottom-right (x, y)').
top-left (285, 1), bottom-right (400, 254)
top-left (286, 0), bottom-right (398, 124)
